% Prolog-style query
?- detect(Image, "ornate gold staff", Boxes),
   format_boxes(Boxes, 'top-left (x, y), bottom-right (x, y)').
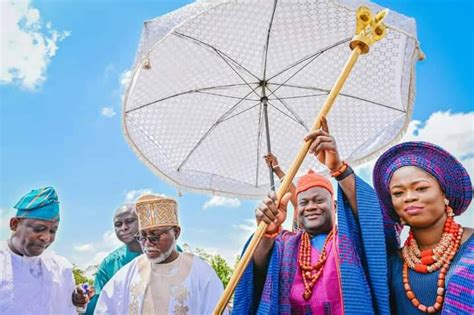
top-left (214, 6), bottom-right (389, 314)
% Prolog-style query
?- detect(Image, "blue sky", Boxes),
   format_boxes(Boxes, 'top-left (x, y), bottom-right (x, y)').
top-left (1, 0), bottom-right (473, 267)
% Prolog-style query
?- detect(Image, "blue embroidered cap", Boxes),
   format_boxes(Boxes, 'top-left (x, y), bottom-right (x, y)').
top-left (14, 187), bottom-right (60, 222)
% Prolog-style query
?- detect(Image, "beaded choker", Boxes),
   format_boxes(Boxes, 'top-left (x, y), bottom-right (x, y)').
top-left (401, 208), bottom-right (463, 313)
top-left (298, 230), bottom-right (334, 300)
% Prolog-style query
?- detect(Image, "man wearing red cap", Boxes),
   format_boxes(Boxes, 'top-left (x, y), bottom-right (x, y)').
top-left (233, 118), bottom-right (391, 315)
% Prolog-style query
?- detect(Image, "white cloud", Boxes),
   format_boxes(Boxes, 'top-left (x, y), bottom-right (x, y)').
top-left (403, 111), bottom-right (474, 159)
top-left (102, 229), bottom-right (122, 247)
top-left (124, 188), bottom-right (166, 203)
top-left (355, 111), bottom-right (474, 184)
top-left (72, 229), bottom-right (122, 267)
top-left (91, 251), bottom-right (110, 265)
top-left (73, 243), bottom-right (94, 252)
top-left (203, 196), bottom-right (241, 209)
top-left (125, 188), bottom-right (153, 202)
top-left (0, 208), bottom-right (12, 239)
top-left (0, 0), bottom-right (70, 90)
top-left (232, 218), bottom-right (256, 233)
top-left (100, 106), bottom-right (116, 118)
top-left (120, 70), bottom-right (132, 99)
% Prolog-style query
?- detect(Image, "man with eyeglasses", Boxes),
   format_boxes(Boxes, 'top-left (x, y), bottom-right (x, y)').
top-left (95, 194), bottom-right (226, 314)
top-left (0, 187), bottom-right (91, 314)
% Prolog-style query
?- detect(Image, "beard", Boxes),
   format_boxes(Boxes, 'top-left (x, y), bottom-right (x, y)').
top-left (144, 237), bottom-right (177, 264)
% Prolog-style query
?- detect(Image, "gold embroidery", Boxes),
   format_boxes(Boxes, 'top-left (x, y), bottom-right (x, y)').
top-left (141, 253), bottom-right (194, 314)
top-left (129, 256), bottom-right (150, 315)
top-left (173, 304), bottom-right (190, 315)
top-left (174, 285), bottom-right (189, 304)
top-left (136, 195), bottom-right (179, 230)
top-left (128, 281), bottom-right (147, 315)
top-left (172, 284), bottom-right (190, 315)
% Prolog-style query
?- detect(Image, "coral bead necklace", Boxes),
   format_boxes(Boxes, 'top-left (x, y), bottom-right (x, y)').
top-left (401, 207), bottom-right (463, 313)
top-left (298, 229), bottom-right (334, 300)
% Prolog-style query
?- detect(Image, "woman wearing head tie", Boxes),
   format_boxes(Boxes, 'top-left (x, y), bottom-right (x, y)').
top-left (373, 141), bottom-right (473, 314)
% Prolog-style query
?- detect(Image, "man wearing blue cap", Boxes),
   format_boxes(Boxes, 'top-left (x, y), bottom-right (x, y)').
top-left (0, 187), bottom-right (90, 314)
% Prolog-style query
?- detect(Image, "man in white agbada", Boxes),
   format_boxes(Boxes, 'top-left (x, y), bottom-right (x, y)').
top-left (95, 194), bottom-right (226, 314)
top-left (0, 186), bottom-right (90, 314)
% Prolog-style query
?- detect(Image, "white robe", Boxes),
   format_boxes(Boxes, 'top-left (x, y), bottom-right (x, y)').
top-left (0, 241), bottom-right (77, 315)
top-left (95, 252), bottom-right (227, 315)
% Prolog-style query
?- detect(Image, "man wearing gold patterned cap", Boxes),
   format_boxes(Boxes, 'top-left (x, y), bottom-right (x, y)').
top-left (95, 195), bottom-right (227, 314)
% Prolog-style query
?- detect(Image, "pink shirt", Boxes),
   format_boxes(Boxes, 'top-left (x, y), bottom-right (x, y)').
top-left (290, 237), bottom-right (343, 315)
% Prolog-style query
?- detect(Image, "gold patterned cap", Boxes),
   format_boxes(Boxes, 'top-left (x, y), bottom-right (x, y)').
top-left (135, 194), bottom-right (179, 230)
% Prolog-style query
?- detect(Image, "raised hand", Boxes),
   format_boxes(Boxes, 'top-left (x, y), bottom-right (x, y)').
top-left (72, 284), bottom-right (91, 307)
top-left (304, 117), bottom-right (343, 172)
top-left (255, 191), bottom-right (292, 233)
top-left (264, 153), bottom-right (281, 171)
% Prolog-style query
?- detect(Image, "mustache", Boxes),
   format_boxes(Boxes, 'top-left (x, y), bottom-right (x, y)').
top-left (143, 247), bottom-right (161, 254)
top-left (304, 211), bottom-right (324, 216)
top-left (31, 243), bottom-right (49, 249)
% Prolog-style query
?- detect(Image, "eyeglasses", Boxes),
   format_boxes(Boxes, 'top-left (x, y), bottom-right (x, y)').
top-left (134, 227), bottom-right (174, 245)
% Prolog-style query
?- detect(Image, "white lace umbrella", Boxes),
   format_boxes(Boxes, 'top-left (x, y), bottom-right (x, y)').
top-left (123, 0), bottom-right (421, 199)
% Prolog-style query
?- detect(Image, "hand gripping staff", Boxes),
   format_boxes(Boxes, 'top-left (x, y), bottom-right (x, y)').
top-left (213, 6), bottom-right (390, 314)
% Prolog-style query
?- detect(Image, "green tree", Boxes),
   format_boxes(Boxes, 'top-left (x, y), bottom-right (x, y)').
top-left (194, 248), bottom-right (234, 288)
top-left (72, 265), bottom-right (93, 285)
top-left (210, 255), bottom-right (233, 288)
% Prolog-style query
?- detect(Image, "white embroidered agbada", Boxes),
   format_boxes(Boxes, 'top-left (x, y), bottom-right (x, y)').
top-left (0, 241), bottom-right (77, 314)
top-left (95, 252), bottom-right (226, 315)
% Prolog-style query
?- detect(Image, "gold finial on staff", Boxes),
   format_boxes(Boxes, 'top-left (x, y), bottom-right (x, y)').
top-left (213, 6), bottom-right (391, 314)
top-left (350, 6), bottom-right (389, 54)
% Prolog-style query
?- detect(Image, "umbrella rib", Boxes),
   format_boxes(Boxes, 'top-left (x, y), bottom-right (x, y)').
top-left (267, 38), bottom-right (351, 82)
top-left (255, 102), bottom-right (264, 187)
top-left (177, 86), bottom-right (261, 171)
top-left (266, 48), bottom-right (334, 99)
top-left (337, 93), bottom-right (406, 113)
top-left (271, 83), bottom-right (406, 113)
top-left (214, 49), bottom-right (262, 99)
top-left (125, 83), bottom-right (254, 114)
top-left (262, 0), bottom-right (278, 81)
top-left (197, 90), bottom-right (260, 101)
top-left (267, 100), bottom-right (309, 130)
top-left (220, 101), bottom-right (262, 123)
top-left (268, 83), bottom-right (330, 94)
top-left (266, 85), bottom-right (309, 129)
top-left (173, 31), bottom-right (260, 81)
top-left (179, 168), bottom-right (264, 187)
top-left (127, 117), bottom-right (175, 166)
top-left (268, 92), bottom-right (328, 100)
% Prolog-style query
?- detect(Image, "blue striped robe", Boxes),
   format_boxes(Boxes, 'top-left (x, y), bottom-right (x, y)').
top-left (232, 176), bottom-right (395, 315)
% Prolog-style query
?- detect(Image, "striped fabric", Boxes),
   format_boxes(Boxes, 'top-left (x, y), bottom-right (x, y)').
top-left (232, 175), bottom-right (392, 315)
top-left (336, 176), bottom-right (391, 315)
top-left (443, 237), bottom-right (474, 314)
top-left (13, 187), bottom-right (60, 221)
top-left (373, 141), bottom-right (472, 220)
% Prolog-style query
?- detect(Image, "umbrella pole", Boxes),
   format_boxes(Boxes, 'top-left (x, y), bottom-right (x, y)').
top-left (261, 84), bottom-right (276, 191)
top-left (213, 7), bottom-right (388, 313)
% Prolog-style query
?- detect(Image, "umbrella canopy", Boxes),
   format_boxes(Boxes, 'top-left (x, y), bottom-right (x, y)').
top-left (123, 0), bottom-right (420, 199)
